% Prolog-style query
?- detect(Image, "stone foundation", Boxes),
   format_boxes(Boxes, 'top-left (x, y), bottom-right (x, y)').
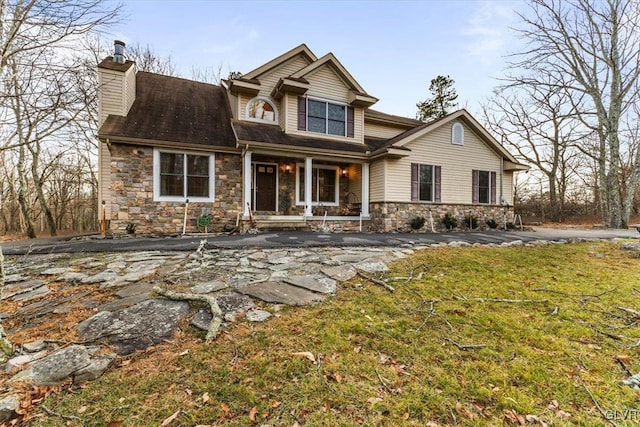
top-left (369, 202), bottom-right (515, 232)
top-left (109, 144), bottom-right (242, 235)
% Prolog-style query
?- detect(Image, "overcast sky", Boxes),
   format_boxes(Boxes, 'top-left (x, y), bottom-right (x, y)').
top-left (108, 0), bottom-right (524, 118)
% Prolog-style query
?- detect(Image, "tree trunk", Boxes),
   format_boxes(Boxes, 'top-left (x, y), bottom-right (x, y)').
top-left (16, 147), bottom-right (36, 239)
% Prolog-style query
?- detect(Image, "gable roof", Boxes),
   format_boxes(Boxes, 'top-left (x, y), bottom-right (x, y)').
top-left (290, 53), bottom-right (365, 94)
top-left (383, 110), bottom-right (526, 167)
top-left (364, 109), bottom-right (423, 128)
top-left (243, 43), bottom-right (317, 80)
top-left (99, 72), bottom-right (236, 148)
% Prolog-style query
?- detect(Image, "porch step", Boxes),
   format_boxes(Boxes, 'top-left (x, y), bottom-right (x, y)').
top-left (251, 219), bottom-right (310, 231)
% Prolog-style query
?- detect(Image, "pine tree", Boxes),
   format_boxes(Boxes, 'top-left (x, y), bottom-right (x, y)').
top-left (416, 75), bottom-right (458, 122)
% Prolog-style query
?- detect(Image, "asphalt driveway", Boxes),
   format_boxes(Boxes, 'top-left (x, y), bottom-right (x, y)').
top-left (1, 227), bottom-right (638, 255)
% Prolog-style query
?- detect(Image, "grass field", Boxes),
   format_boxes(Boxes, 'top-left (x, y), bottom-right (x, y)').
top-left (29, 241), bottom-right (640, 426)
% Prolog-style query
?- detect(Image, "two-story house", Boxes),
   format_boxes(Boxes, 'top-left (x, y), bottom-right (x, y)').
top-left (97, 41), bottom-right (527, 235)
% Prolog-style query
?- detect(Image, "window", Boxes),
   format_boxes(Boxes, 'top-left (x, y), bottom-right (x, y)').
top-left (472, 170), bottom-right (496, 204)
top-left (298, 97), bottom-right (354, 137)
top-left (154, 150), bottom-right (214, 202)
top-left (296, 165), bottom-right (339, 206)
top-left (245, 96), bottom-right (278, 123)
top-left (452, 122), bottom-right (464, 145)
top-left (411, 163), bottom-right (441, 202)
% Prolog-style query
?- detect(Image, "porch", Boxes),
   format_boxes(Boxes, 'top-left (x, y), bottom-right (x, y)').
top-left (241, 151), bottom-right (370, 230)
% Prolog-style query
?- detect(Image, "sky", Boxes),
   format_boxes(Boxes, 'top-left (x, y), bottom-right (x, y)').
top-left (107, 0), bottom-right (525, 119)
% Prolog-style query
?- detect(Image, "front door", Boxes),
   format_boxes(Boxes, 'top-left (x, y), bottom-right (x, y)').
top-left (253, 163), bottom-right (277, 211)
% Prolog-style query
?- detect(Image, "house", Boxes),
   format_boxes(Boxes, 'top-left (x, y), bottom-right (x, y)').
top-left (97, 41), bottom-right (528, 235)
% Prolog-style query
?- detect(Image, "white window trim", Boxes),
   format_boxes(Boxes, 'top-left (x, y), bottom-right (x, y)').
top-left (306, 96), bottom-right (347, 137)
top-left (295, 163), bottom-right (340, 206)
top-left (245, 96), bottom-right (279, 124)
top-left (452, 122), bottom-right (464, 145)
top-left (153, 149), bottom-right (215, 202)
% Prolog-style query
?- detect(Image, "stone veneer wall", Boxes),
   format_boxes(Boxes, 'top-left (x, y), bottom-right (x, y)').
top-left (109, 144), bottom-right (242, 235)
top-left (369, 202), bottom-right (515, 232)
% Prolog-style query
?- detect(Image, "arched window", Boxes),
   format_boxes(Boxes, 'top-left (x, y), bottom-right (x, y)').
top-left (452, 122), bottom-right (464, 145)
top-left (246, 96), bottom-right (278, 123)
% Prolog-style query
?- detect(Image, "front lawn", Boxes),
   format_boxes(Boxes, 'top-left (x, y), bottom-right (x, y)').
top-left (32, 242), bottom-right (640, 426)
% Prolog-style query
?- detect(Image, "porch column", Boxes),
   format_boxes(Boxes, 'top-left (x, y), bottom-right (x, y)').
top-left (361, 162), bottom-right (370, 217)
top-left (243, 150), bottom-right (252, 217)
top-left (304, 156), bottom-right (313, 217)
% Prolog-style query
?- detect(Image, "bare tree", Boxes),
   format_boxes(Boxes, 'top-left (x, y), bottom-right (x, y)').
top-left (510, 0), bottom-right (640, 228)
top-left (126, 42), bottom-right (177, 75)
top-left (483, 80), bottom-right (581, 221)
top-left (191, 62), bottom-right (242, 84)
top-left (0, 1), bottom-right (121, 237)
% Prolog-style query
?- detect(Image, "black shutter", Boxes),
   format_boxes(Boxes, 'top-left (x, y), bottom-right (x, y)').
top-left (490, 171), bottom-right (497, 204)
top-left (347, 106), bottom-right (355, 137)
top-left (298, 97), bottom-right (306, 131)
top-left (434, 166), bottom-right (441, 202)
top-left (472, 170), bottom-right (479, 204)
top-left (411, 163), bottom-right (418, 201)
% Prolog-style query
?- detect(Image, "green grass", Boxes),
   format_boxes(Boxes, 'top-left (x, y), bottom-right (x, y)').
top-left (32, 242), bottom-right (640, 426)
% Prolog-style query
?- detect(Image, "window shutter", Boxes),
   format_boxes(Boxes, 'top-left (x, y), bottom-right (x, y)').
top-left (298, 97), bottom-right (306, 131)
top-left (472, 170), bottom-right (479, 204)
top-left (434, 165), bottom-right (441, 202)
top-left (347, 106), bottom-right (355, 137)
top-left (411, 163), bottom-right (418, 201)
top-left (490, 171), bottom-right (497, 204)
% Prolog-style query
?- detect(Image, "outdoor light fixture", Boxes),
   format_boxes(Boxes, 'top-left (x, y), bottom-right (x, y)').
top-left (342, 168), bottom-right (348, 178)
top-left (284, 164), bottom-right (291, 174)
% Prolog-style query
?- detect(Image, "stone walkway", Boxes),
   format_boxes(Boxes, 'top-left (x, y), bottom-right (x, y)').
top-left (1, 237), bottom-right (634, 421)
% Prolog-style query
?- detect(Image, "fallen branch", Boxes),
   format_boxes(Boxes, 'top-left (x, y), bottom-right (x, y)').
top-left (41, 405), bottom-right (81, 421)
top-left (454, 296), bottom-right (547, 304)
top-left (580, 381), bottom-right (619, 427)
top-left (444, 337), bottom-right (486, 350)
top-left (357, 271), bottom-right (395, 292)
top-left (616, 306), bottom-right (640, 318)
top-left (532, 287), bottom-right (615, 299)
top-left (153, 286), bottom-right (223, 340)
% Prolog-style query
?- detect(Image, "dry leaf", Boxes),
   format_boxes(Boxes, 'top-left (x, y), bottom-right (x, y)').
top-left (367, 397), bottom-right (383, 405)
top-left (201, 392), bottom-right (210, 404)
top-left (379, 353), bottom-right (389, 364)
top-left (249, 406), bottom-right (258, 421)
top-left (555, 410), bottom-right (572, 419)
top-left (271, 400), bottom-right (281, 408)
top-left (107, 421), bottom-right (123, 427)
top-left (333, 372), bottom-right (343, 383)
top-left (402, 412), bottom-right (410, 420)
top-left (78, 406), bottom-right (87, 414)
top-left (354, 346), bottom-right (361, 353)
top-left (616, 355), bottom-right (631, 363)
top-left (220, 402), bottom-right (230, 417)
top-left (455, 402), bottom-right (474, 420)
top-left (291, 351), bottom-right (316, 363)
top-left (547, 400), bottom-right (559, 410)
top-left (161, 410), bottom-right (180, 426)
top-left (504, 409), bottom-right (525, 425)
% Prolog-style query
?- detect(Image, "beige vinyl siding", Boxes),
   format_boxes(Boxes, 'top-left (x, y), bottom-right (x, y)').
top-left (98, 142), bottom-right (111, 219)
top-left (503, 171), bottom-right (514, 204)
top-left (98, 70), bottom-right (124, 126)
top-left (284, 65), bottom-right (365, 144)
top-left (369, 159), bottom-right (386, 202)
top-left (124, 66), bottom-right (136, 113)
top-left (306, 66), bottom-right (350, 101)
top-left (385, 122), bottom-right (504, 204)
top-left (238, 55), bottom-right (311, 122)
top-left (364, 122), bottom-right (407, 139)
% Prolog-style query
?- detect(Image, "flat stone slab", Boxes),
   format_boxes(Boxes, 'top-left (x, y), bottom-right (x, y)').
top-left (1, 280), bottom-right (46, 300)
top-left (240, 282), bottom-right (325, 306)
top-left (56, 272), bottom-right (89, 283)
top-left (40, 267), bottom-right (69, 275)
top-left (246, 309), bottom-right (272, 322)
top-left (321, 265), bottom-right (357, 282)
top-left (96, 292), bottom-right (152, 312)
top-left (11, 285), bottom-right (50, 303)
top-left (116, 282), bottom-right (156, 298)
top-left (354, 259), bottom-right (389, 273)
top-left (82, 270), bottom-right (120, 284)
top-left (191, 281), bottom-right (228, 294)
top-left (76, 299), bottom-right (190, 355)
top-left (621, 242), bottom-right (640, 251)
top-left (5, 274), bottom-right (28, 284)
top-left (285, 276), bottom-right (336, 294)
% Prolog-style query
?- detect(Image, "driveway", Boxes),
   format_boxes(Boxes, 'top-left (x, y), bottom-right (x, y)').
top-left (1, 227), bottom-right (638, 255)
